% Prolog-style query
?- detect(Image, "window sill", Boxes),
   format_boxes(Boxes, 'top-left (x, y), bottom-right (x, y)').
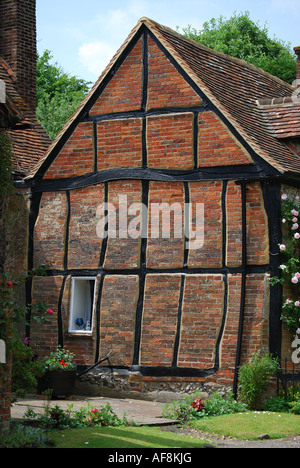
top-left (67, 331), bottom-right (93, 337)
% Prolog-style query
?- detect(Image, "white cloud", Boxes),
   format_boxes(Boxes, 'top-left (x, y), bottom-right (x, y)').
top-left (77, 0), bottom-right (150, 78)
top-left (78, 41), bottom-right (116, 76)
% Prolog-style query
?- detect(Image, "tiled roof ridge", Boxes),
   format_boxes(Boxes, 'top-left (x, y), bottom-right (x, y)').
top-left (26, 16), bottom-right (300, 178)
top-left (140, 17), bottom-right (295, 92)
top-left (257, 96), bottom-right (298, 107)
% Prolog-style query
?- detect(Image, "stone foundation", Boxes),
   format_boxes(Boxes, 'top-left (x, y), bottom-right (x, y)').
top-left (75, 368), bottom-right (233, 403)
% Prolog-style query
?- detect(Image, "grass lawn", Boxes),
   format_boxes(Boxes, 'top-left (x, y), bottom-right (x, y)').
top-left (190, 412), bottom-right (300, 440)
top-left (48, 425), bottom-right (209, 449)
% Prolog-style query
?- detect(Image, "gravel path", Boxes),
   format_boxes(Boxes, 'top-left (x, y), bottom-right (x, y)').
top-left (161, 425), bottom-right (300, 448)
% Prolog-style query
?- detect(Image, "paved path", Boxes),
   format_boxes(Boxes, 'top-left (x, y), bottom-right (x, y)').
top-left (11, 395), bottom-right (177, 426)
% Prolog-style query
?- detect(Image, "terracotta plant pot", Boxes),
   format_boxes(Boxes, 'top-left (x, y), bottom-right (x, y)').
top-left (37, 370), bottom-right (77, 399)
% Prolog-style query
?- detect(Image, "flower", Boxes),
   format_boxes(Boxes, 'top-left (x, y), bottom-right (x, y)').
top-left (292, 223), bottom-right (299, 230)
top-left (47, 308), bottom-right (54, 315)
top-left (7, 281), bottom-right (13, 288)
top-left (292, 276), bottom-right (299, 284)
top-left (293, 217), bottom-right (298, 223)
top-left (22, 336), bottom-right (30, 345)
top-left (297, 328), bottom-right (300, 335)
top-left (279, 265), bottom-right (287, 270)
top-left (282, 218), bottom-right (286, 223)
top-left (279, 244), bottom-right (286, 251)
top-left (281, 194), bottom-right (288, 200)
top-left (292, 209), bottom-right (299, 217)
top-left (295, 233), bottom-right (300, 239)
top-left (44, 346), bottom-right (77, 372)
top-left (295, 301), bottom-right (300, 307)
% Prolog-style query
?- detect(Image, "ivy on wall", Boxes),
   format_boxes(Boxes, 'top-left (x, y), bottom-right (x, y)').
top-left (0, 130), bottom-right (13, 273)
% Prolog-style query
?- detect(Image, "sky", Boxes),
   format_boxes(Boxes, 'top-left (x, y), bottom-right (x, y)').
top-left (36, 0), bottom-right (300, 84)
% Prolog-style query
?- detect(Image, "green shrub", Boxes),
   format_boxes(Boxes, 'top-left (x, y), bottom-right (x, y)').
top-left (238, 353), bottom-right (279, 410)
top-left (264, 396), bottom-right (290, 413)
top-left (289, 400), bottom-right (300, 415)
top-left (162, 392), bottom-right (247, 422)
top-left (24, 401), bottom-right (132, 430)
top-left (0, 424), bottom-right (50, 448)
top-left (203, 392), bottom-right (247, 417)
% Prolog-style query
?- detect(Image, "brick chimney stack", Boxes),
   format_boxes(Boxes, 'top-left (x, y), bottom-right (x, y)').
top-left (0, 0), bottom-right (37, 112)
top-left (294, 46), bottom-right (300, 81)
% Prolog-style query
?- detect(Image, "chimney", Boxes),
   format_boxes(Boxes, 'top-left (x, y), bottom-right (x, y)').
top-left (0, 0), bottom-right (37, 112)
top-left (294, 46), bottom-right (300, 81)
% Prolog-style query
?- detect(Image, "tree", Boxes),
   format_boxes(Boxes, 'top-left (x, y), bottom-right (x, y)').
top-left (36, 50), bottom-right (91, 140)
top-left (180, 11), bottom-right (296, 84)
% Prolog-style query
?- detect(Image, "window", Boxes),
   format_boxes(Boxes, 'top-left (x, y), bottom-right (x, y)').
top-left (69, 277), bottom-right (97, 334)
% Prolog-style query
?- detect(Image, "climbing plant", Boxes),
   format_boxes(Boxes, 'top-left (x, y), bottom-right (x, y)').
top-left (0, 130), bottom-right (13, 273)
top-left (270, 192), bottom-right (300, 337)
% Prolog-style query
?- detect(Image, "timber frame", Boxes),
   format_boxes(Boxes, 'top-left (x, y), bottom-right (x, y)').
top-left (20, 19), bottom-right (300, 394)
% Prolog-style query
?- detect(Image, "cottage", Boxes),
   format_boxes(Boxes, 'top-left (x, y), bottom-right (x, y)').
top-left (18, 16), bottom-right (300, 396)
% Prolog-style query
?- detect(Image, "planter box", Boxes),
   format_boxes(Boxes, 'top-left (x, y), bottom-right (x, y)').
top-left (37, 370), bottom-right (77, 399)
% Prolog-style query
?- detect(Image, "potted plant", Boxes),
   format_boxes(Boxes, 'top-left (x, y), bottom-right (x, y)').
top-left (37, 346), bottom-right (77, 399)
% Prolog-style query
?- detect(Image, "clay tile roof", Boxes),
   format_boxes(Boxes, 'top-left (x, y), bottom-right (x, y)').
top-left (256, 98), bottom-right (300, 139)
top-left (144, 18), bottom-right (300, 175)
top-left (0, 58), bottom-right (51, 177)
top-left (28, 17), bottom-right (300, 178)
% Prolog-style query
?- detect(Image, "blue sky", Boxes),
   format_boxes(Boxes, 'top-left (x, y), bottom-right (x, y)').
top-left (36, 0), bottom-right (300, 84)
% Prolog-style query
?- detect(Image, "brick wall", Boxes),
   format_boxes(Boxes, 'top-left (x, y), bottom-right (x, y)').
top-left (0, 0), bottom-right (37, 111)
top-left (29, 30), bottom-right (277, 393)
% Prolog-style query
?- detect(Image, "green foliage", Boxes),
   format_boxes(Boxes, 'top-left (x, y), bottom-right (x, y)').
top-left (0, 266), bottom-right (50, 396)
top-left (201, 392), bottom-right (247, 417)
top-left (264, 396), bottom-right (290, 413)
top-left (24, 401), bottom-right (132, 430)
top-left (162, 391), bottom-right (247, 422)
top-left (0, 423), bottom-right (50, 448)
top-left (44, 346), bottom-right (77, 372)
top-left (36, 50), bottom-right (91, 139)
top-left (0, 131), bottom-right (13, 272)
top-left (238, 353), bottom-right (279, 410)
top-left (181, 11), bottom-right (296, 84)
top-left (11, 336), bottom-right (45, 397)
top-left (0, 130), bottom-right (13, 196)
top-left (265, 385), bottom-right (300, 414)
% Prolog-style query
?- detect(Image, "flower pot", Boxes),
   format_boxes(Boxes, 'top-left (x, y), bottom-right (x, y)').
top-left (37, 370), bottom-right (77, 399)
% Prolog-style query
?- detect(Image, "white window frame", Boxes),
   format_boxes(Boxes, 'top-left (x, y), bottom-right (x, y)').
top-left (68, 277), bottom-right (97, 335)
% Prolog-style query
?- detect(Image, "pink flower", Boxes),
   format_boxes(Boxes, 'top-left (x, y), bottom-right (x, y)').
top-left (297, 328), bottom-right (300, 335)
top-left (281, 194), bottom-right (288, 200)
top-left (47, 308), bottom-right (54, 315)
top-left (7, 281), bottom-right (13, 288)
top-left (295, 233), bottom-right (300, 239)
top-left (292, 223), bottom-right (299, 230)
top-left (295, 272), bottom-right (300, 278)
top-left (295, 301), bottom-right (300, 307)
top-left (292, 276), bottom-right (299, 284)
top-left (293, 217), bottom-right (298, 223)
top-left (279, 244), bottom-right (286, 251)
top-left (282, 219), bottom-right (286, 224)
top-left (292, 209), bottom-right (299, 217)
